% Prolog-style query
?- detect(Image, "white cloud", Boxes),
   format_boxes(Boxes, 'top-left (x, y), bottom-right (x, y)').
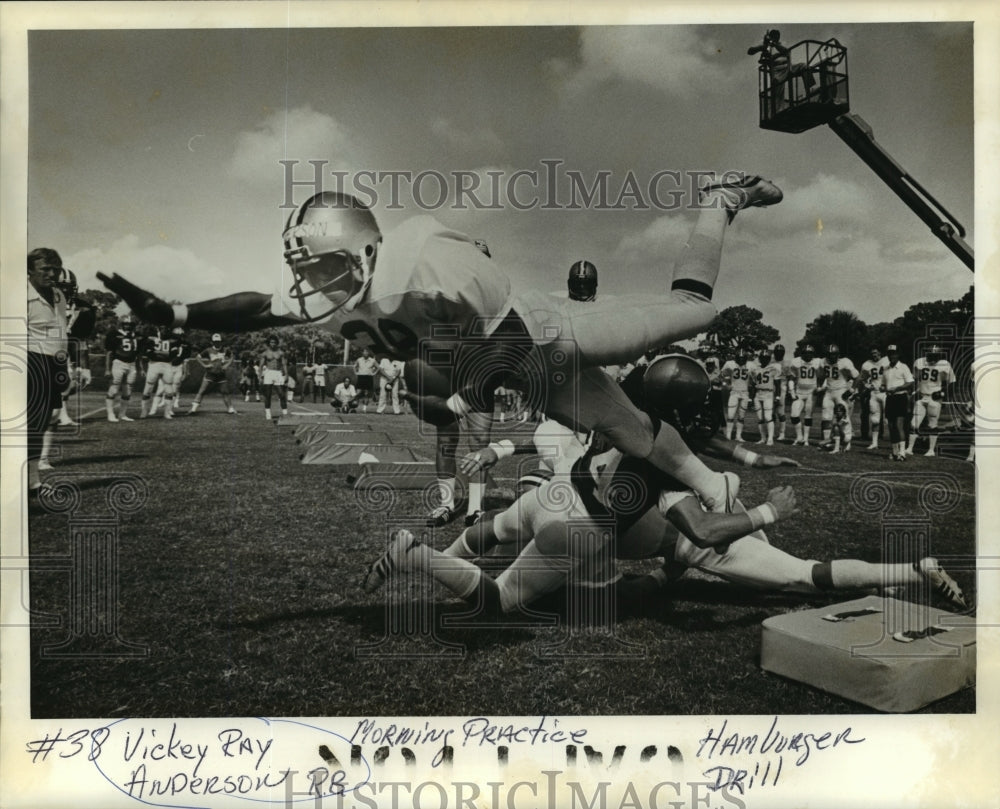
top-left (613, 211), bottom-right (693, 268)
top-left (227, 106), bottom-right (363, 187)
top-left (68, 235), bottom-right (228, 305)
top-left (559, 27), bottom-right (740, 98)
top-left (430, 118), bottom-right (505, 155)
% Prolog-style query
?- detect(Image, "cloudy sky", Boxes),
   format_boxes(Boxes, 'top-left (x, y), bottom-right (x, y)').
top-left (26, 18), bottom-right (975, 346)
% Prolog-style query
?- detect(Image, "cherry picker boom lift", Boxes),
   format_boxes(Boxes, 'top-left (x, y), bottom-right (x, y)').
top-left (749, 30), bottom-right (974, 271)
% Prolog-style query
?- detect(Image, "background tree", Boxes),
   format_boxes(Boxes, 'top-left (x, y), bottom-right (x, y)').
top-left (706, 305), bottom-right (780, 361)
top-left (798, 309), bottom-right (869, 362)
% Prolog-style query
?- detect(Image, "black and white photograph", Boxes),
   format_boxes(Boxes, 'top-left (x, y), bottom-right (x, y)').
top-left (2, 3), bottom-right (998, 808)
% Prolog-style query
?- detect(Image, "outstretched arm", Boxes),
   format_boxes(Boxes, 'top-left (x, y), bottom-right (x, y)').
top-left (98, 273), bottom-right (301, 332)
top-left (665, 485), bottom-right (798, 550)
top-left (699, 434), bottom-right (800, 468)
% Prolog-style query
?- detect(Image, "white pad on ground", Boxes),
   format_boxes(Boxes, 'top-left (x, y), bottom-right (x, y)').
top-left (760, 595), bottom-right (975, 712)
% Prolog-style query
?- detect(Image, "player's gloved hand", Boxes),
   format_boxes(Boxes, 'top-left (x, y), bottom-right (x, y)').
top-left (96, 272), bottom-right (173, 326)
top-left (401, 390), bottom-right (457, 427)
top-left (758, 454), bottom-right (800, 468)
top-left (931, 390), bottom-right (945, 401)
top-left (765, 485), bottom-right (798, 520)
top-left (459, 446), bottom-right (499, 476)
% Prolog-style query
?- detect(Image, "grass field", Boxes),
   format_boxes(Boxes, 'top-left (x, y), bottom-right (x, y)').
top-left (27, 390), bottom-right (976, 718)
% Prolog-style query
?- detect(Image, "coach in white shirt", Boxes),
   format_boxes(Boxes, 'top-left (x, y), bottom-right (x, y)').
top-left (26, 248), bottom-right (70, 492)
top-left (881, 344), bottom-right (914, 461)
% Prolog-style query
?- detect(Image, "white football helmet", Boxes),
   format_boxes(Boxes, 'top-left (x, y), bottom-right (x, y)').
top-left (282, 192), bottom-right (382, 322)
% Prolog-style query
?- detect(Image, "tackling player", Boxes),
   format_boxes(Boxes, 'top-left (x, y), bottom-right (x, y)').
top-left (721, 349), bottom-right (753, 442)
top-left (99, 173), bottom-right (783, 513)
top-left (362, 355), bottom-right (967, 616)
top-left (105, 313), bottom-right (141, 422)
top-left (859, 346), bottom-right (890, 450)
top-left (189, 334), bottom-right (237, 415)
top-left (817, 344), bottom-right (858, 445)
top-left (789, 345), bottom-right (823, 445)
top-left (906, 344), bottom-right (954, 457)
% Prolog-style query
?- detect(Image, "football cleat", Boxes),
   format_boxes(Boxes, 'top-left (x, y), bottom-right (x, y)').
top-left (426, 501), bottom-right (466, 528)
top-left (119, 414), bottom-right (134, 422)
top-left (464, 510), bottom-right (484, 528)
top-left (700, 174), bottom-right (783, 222)
top-left (361, 529), bottom-right (421, 594)
top-left (917, 557), bottom-right (968, 611)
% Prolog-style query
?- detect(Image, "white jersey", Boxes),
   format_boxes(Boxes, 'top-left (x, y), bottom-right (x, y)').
top-left (860, 356), bottom-right (890, 390)
top-left (791, 357), bottom-right (823, 393)
top-left (822, 357), bottom-right (857, 394)
top-left (722, 360), bottom-right (753, 395)
top-left (913, 357), bottom-right (953, 396)
top-left (754, 361), bottom-right (783, 393)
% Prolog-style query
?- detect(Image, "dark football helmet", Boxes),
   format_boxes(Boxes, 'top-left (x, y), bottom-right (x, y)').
top-left (567, 260), bottom-right (598, 302)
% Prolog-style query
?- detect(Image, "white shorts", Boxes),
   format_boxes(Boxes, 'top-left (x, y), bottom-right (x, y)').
top-left (262, 369), bottom-right (284, 386)
top-left (110, 359), bottom-right (137, 387)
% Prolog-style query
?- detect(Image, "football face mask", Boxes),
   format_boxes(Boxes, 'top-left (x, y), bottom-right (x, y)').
top-left (282, 192), bottom-right (382, 322)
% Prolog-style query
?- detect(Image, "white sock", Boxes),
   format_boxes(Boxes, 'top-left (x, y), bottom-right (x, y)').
top-left (468, 478), bottom-right (485, 514)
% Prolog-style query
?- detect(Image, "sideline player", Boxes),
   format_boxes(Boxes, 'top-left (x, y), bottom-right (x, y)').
top-left (99, 173), bottom-right (783, 512)
top-left (259, 335), bottom-right (289, 421)
top-left (771, 344), bottom-right (792, 441)
top-left (721, 349), bottom-right (753, 442)
top-left (859, 346), bottom-right (889, 450)
top-left (140, 327), bottom-right (180, 418)
top-left (105, 314), bottom-right (141, 422)
top-left (881, 344), bottom-right (914, 461)
top-left (752, 347), bottom-right (782, 445)
top-left (55, 268), bottom-right (96, 428)
top-left (906, 344), bottom-right (954, 457)
top-left (353, 348), bottom-right (378, 413)
top-left (816, 344), bottom-right (858, 445)
top-left (567, 259), bottom-right (598, 302)
top-left (789, 344), bottom-right (822, 445)
top-left (189, 334), bottom-right (237, 415)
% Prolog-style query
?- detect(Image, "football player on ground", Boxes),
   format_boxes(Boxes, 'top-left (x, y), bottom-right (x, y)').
top-left (362, 355), bottom-right (967, 616)
top-left (104, 313), bottom-right (141, 422)
top-left (99, 173), bottom-right (782, 513)
top-left (906, 344), bottom-right (954, 457)
top-left (859, 346), bottom-right (890, 450)
top-left (816, 343), bottom-right (858, 445)
top-left (771, 344), bottom-right (792, 441)
top-left (789, 344), bottom-right (823, 445)
top-left (881, 344), bottom-right (914, 461)
top-left (721, 349), bottom-right (753, 442)
top-left (189, 333), bottom-right (237, 415)
top-left (259, 335), bottom-right (289, 421)
top-left (752, 347), bottom-right (783, 446)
